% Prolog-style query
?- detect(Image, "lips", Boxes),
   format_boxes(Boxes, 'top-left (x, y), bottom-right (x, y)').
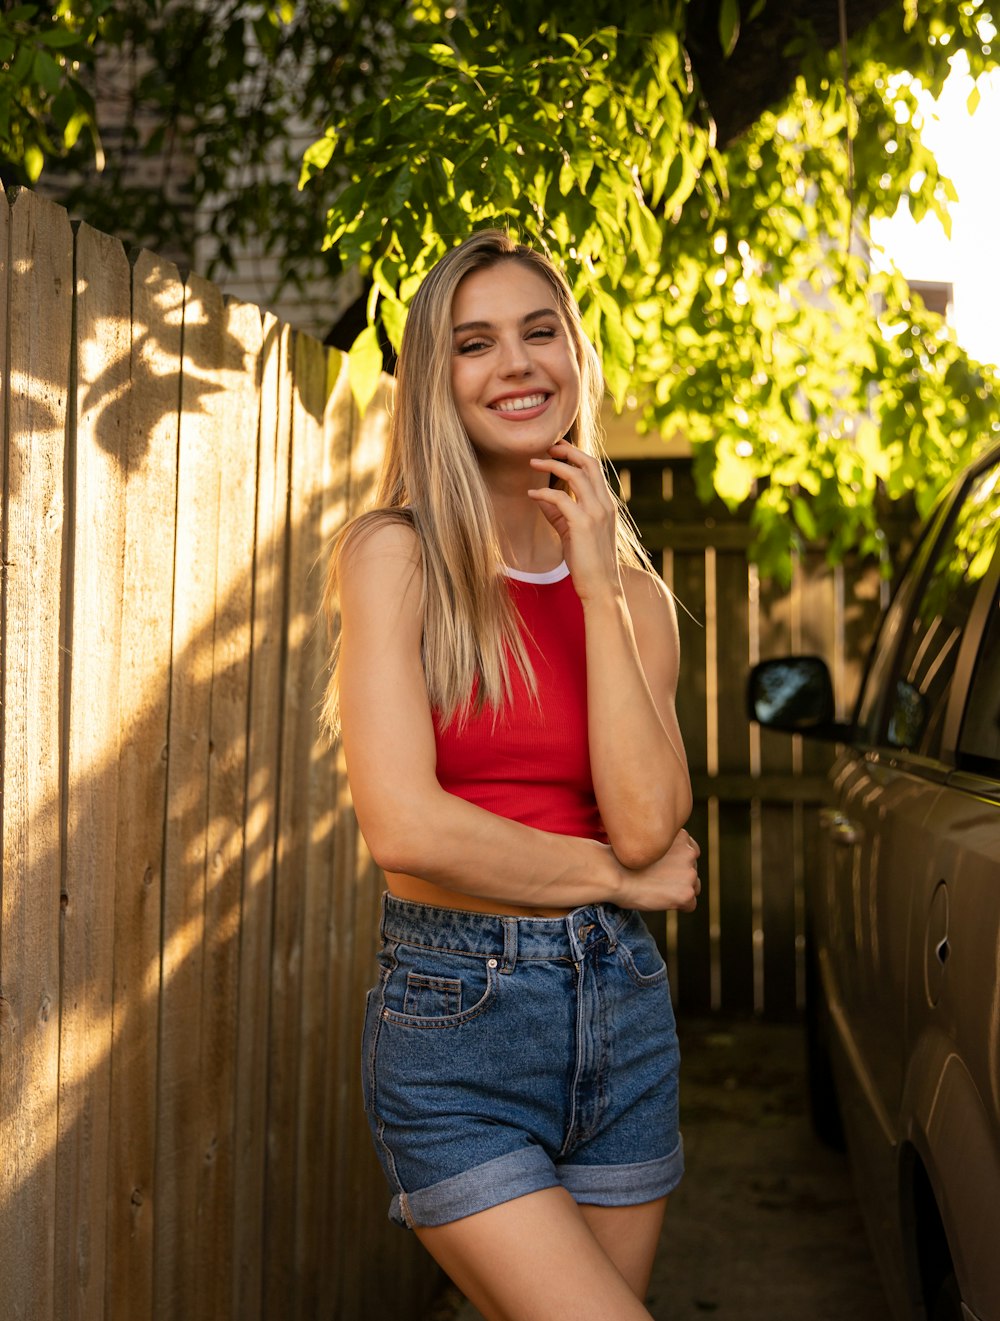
top-left (490, 392), bottom-right (550, 413)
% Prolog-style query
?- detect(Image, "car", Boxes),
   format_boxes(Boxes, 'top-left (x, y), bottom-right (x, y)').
top-left (748, 441), bottom-right (1000, 1321)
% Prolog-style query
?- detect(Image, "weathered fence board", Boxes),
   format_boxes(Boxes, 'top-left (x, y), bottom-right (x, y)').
top-left (196, 293), bottom-right (262, 1321)
top-left (1, 186), bottom-right (73, 1321)
top-left (757, 566), bottom-right (800, 1017)
top-left (104, 247), bottom-right (182, 1321)
top-left (289, 328), bottom-right (335, 1319)
top-left (669, 541), bottom-right (714, 1010)
top-left (57, 221), bottom-right (131, 1321)
top-left (319, 350), bottom-right (355, 1318)
top-left (232, 312), bottom-right (286, 1321)
top-left (264, 322), bottom-right (307, 1319)
top-left (716, 549), bottom-right (755, 1014)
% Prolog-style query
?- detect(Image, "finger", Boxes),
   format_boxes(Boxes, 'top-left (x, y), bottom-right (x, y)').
top-left (526, 485), bottom-right (581, 517)
top-left (532, 498), bottom-right (571, 538)
top-left (547, 440), bottom-right (602, 474)
top-left (534, 444), bottom-right (610, 496)
top-left (528, 470), bottom-right (614, 530)
top-left (528, 456), bottom-right (607, 505)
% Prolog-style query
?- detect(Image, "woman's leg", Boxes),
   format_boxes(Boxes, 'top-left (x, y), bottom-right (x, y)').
top-left (414, 1186), bottom-right (655, 1321)
top-left (579, 1197), bottom-right (668, 1298)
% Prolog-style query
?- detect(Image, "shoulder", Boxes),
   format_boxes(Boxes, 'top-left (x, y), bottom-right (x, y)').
top-left (620, 565), bottom-right (682, 684)
top-left (340, 512), bottom-right (421, 580)
top-left (338, 513), bottom-right (423, 616)
top-left (621, 564), bottom-right (679, 636)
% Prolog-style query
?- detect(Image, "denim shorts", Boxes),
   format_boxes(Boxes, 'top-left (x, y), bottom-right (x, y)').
top-left (361, 894), bottom-right (684, 1228)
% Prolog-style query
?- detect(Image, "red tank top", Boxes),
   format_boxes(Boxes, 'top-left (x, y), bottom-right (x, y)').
top-left (432, 563), bottom-right (607, 842)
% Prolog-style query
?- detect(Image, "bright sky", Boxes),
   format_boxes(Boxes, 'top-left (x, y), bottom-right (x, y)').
top-left (870, 53), bottom-right (1000, 370)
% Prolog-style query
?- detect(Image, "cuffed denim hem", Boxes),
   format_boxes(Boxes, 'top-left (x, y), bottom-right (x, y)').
top-left (390, 1146), bottom-right (560, 1228)
top-left (389, 1137), bottom-right (684, 1228)
top-left (558, 1137), bottom-right (685, 1206)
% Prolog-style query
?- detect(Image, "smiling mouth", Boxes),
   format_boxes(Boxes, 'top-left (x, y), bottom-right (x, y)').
top-left (491, 393), bottom-right (549, 413)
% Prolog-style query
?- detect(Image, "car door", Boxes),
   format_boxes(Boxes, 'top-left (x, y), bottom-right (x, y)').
top-left (820, 455), bottom-right (1000, 1276)
top-left (903, 552), bottom-right (1000, 1321)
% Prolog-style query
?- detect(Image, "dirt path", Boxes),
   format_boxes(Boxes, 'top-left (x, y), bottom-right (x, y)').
top-left (429, 1017), bottom-right (887, 1320)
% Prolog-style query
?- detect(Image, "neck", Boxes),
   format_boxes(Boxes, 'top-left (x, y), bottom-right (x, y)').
top-left (488, 486), bottom-right (562, 573)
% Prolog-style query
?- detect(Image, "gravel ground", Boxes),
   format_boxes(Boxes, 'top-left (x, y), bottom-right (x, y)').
top-left (427, 1017), bottom-right (887, 1320)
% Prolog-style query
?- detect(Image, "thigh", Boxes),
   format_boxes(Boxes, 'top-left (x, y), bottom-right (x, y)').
top-left (579, 1197), bottom-right (668, 1299)
top-left (414, 1186), bottom-right (655, 1321)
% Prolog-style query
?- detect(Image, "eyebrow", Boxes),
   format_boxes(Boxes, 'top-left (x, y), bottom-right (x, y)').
top-left (452, 308), bottom-right (558, 335)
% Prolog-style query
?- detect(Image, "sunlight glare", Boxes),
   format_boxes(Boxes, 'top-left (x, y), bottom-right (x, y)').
top-left (871, 53), bottom-right (1000, 370)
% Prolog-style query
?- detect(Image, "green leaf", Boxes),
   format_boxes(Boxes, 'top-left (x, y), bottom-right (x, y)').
top-left (35, 49), bottom-right (63, 96)
top-left (714, 442), bottom-right (756, 504)
top-left (792, 496), bottom-right (819, 541)
top-left (719, 0), bottom-right (741, 58)
top-left (299, 131), bottom-right (335, 186)
top-left (38, 27), bottom-right (82, 49)
top-left (348, 324), bottom-right (384, 416)
top-left (24, 143), bottom-right (44, 181)
top-left (381, 295), bottom-right (407, 351)
top-left (69, 107), bottom-right (97, 153)
top-left (50, 83), bottom-right (75, 132)
top-left (10, 44), bottom-right (35, 84)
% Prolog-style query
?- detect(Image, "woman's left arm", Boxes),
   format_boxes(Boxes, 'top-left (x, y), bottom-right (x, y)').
top-left (529, 441), bottom-right (693, 868)
top-left (585, 566), bottom-right (692, 867)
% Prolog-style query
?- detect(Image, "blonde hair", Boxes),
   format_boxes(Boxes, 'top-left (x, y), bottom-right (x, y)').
top-left (321, 229), bottom-right (649, 735)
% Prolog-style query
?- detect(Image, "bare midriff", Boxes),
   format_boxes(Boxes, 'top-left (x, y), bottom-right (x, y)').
top-left (384, 871), bottom-right (574, 919)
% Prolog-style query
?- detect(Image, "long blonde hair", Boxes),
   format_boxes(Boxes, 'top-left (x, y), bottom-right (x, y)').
top-left (321, 229), bottom-right (648, 735)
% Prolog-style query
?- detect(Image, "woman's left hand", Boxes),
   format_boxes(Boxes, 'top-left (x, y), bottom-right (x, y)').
top-left (528, 440), bottom-right (622, 603)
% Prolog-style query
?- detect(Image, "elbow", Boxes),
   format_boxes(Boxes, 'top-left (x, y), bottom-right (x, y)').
top-left (607, 819), bottom-right (671, 871)
top-left (365, 822), bottom-right (423, 876)
top-left (359, 794), bottom-right (443, 876)
top-left (612, 839), bottom-right (664, 871)
top-left (608, 785), bottom-right (694, 871)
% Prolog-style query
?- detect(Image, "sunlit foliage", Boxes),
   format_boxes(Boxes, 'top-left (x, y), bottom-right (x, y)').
top-left (4, 0), bottom-right (999, 580)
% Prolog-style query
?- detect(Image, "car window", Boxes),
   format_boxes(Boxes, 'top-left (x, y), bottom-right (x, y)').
top-left (854, 502), bottom-right (948, 745)
top-left (957, 587), bottom-right (1000, 774)
top-left (883, 461), bottom-right (1000, 758)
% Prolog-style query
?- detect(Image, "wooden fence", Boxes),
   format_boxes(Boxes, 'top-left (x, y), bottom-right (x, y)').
top-left (0, 186), bottom-right (439, 1321)
top-left (615, 456), bottom-right (898, 1018)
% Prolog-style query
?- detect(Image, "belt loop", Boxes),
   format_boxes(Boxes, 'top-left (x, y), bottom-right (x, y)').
top-left (597, 904), bottom-right (618, 951)
top-left (500, 917), bottom-right (518, 974)
top-left (378, 891), bottom-right (390, 940)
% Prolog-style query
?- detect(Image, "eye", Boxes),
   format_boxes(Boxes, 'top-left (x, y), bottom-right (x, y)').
top-left (455, 337), bottom-right (490, 355)
top-left (527, 325), bottom-right (557, 341)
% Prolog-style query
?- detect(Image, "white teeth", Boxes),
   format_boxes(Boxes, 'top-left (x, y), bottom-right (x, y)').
top-left (493, 393), bottom-right (547, 413)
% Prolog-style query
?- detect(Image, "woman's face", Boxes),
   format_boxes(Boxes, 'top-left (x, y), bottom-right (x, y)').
top-left (450, 261), bottom-right (581, 469)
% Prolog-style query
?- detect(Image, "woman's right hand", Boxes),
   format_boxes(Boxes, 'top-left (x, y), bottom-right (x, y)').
top-left (615, 828), bottom-right (701, 912)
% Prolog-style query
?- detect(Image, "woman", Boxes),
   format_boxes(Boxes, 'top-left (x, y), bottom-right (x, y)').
top-left (324, 230), bottom-right (700, 1320)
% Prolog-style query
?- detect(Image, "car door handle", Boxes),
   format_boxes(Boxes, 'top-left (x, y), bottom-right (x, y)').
top-left (820, 809), bottom-right (861, 846)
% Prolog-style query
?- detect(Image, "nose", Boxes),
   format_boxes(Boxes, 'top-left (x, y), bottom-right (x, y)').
top-left (497, 334), bottom-right (532, 376)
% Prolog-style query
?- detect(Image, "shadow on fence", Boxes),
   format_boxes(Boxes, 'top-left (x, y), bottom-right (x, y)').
top-left (0, 185), bottom-right (439, 1321)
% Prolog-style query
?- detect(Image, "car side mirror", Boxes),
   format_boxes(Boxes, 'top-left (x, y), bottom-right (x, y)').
top-left (747, 656), bottom-right (852, 741)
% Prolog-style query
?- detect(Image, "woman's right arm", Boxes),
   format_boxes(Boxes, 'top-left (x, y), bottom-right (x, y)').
top-left (336, 521), bottom-right (699, 913)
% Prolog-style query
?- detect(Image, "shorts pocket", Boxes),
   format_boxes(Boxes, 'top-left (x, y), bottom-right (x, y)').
top-left (381, 947), bottom-right (497, 1029)
top-left (615, 915), bottom-right (669, 988)
top-left (403, 973), bottom-right (462, 1018)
